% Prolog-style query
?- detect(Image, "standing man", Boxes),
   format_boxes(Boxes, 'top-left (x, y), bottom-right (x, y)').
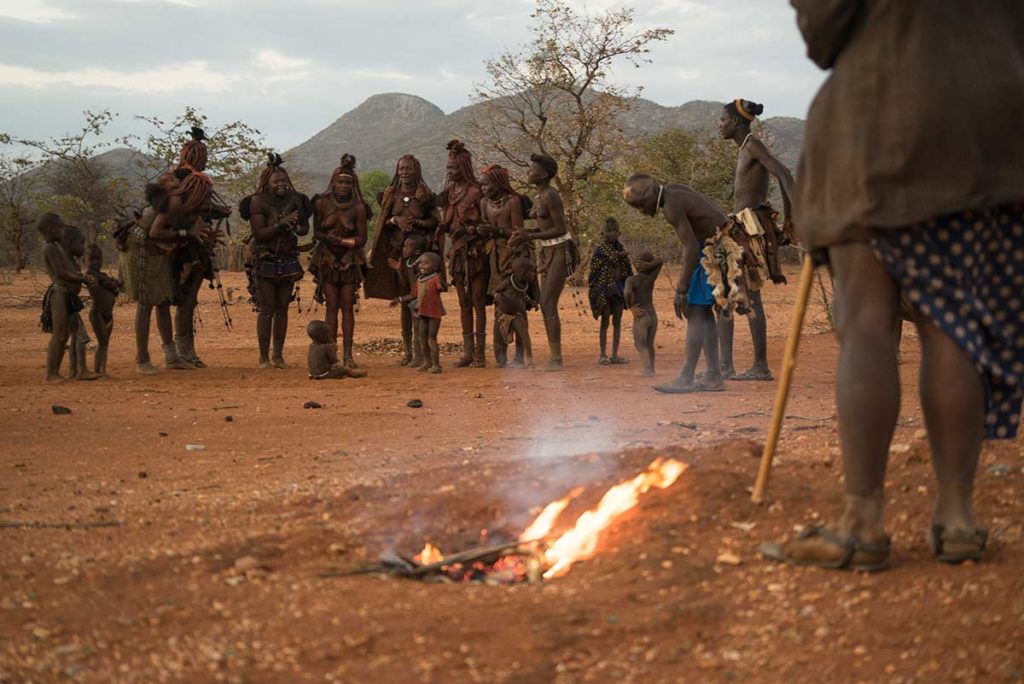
top-left (623, 175), bottom-right (727, 393)
top-left (763, 0), bottom-right (1024, 570)
top-left (717, 99), bottom-right (795, 381)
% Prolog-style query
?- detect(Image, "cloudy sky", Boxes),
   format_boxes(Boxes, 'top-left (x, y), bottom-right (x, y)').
top-left (0, 0), bottom-right (825, 151)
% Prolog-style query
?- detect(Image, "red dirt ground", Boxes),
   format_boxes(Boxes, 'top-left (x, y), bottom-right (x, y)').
top-left (0, 266), bottom-right (1021, 683)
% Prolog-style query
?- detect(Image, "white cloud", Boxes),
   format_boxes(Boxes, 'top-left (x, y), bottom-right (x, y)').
top-left (253, 49), bottom-right (311, 72)
top-left (0, 61), bottom-right (236, 92)
top-left (0, 0), bottom-right (76, 23)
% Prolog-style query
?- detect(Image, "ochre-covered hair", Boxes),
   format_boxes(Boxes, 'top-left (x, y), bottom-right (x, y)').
top-left (178, 126), bottom-right (209, 172)
top-left (445, 139), bottom-right (476, 184)
top-left (480, 163), bottom-right (516, 197)
top-left (257, 152), bottom-right (296, 194)
top-left (173, 170), bottom-right (214, 214)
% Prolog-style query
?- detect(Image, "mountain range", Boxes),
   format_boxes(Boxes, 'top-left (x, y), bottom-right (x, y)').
top-left (284, 93), bottom-right (804, 192)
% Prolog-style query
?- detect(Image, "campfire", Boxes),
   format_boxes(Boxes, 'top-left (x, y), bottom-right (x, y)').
top-left (385, 457), bottom-right (687, 584)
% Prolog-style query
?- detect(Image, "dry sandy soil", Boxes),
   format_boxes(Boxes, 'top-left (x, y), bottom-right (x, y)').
top-left (0, 266), bottom-right (1021, 683)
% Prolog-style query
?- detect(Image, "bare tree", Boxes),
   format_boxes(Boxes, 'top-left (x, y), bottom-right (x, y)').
top-left (124, 107), bottom-right (269, 203)
top-left (470, 0), bottom-right (672, 233)
top-left (2, 110), bottom-right (132, 243)
top-left (0, 152), bottom-right (42, 271)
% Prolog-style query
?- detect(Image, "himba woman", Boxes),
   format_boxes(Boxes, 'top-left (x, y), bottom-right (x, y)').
top-left (172, 127), bottom-right (230, 368)
top-left (436, 140), bottom-right (487, 368)
top-left (363, 154), bottom-right (437, 364)
top-left (243, 153), bottom-right (311, 369)
top-left (508, 153), bottom-right (579, 370)
top-left (311, 154), bottom-right (368, 368)
top-left (122, 164), bottom-right (216, 374)
top-left (479, 163), bottom-right (536, 366)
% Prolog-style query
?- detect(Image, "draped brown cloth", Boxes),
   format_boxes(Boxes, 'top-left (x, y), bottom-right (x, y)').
top-left (363, 183), bottom-right (436, 300)
top-left (791, 0), bottom-right (1024, 248)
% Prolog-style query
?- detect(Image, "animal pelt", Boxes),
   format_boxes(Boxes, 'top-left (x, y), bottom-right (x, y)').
top-left (701, 223), bottom-right (750, 315)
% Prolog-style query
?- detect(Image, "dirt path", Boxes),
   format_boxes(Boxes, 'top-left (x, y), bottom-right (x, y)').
top-left (1, 268), bottom-right (1021, 683)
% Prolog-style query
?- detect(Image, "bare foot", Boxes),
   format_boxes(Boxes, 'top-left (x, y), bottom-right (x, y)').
top-left (45, 373), bottom-right (65, 383)
top-left (258, 358), bottom-right (271, 370)
top-left (271, 357), bottom-right (287, 370)
top-left (428, 365), bottom-right (442, 374)
top-left (75, 370), bottom-right (101, 381)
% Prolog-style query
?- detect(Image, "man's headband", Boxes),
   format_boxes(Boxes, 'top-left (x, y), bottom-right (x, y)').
top-left (735, 99), bottom-right (756, 121)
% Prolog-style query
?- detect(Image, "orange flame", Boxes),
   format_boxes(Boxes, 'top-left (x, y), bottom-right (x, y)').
top-left (519, 486), bottom-right (584, 542)
top-left (414, 542), bottom-right (444, 566)
top-left (532, 457), bottom-right (687, 578)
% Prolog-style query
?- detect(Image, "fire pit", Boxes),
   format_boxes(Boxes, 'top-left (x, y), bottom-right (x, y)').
top-left (376, 457), bottom-right (687, 584)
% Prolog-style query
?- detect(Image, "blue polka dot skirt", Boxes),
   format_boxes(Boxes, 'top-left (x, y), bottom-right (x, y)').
top-left (871, 204), bottom-right (1024, 440)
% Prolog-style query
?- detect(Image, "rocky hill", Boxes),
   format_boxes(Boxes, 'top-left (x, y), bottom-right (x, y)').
top-left (285, 93), bottom-right (804, 192)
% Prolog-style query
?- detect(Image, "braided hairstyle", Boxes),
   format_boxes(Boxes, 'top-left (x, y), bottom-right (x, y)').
top-left (178, 126), bottom-right (208, 172)
top-left (257, 152), bottom-right (296, 194)
top-left (172, 170), bottom-right (214, 214)
top-left (445, 139), bottom-right (476, 185)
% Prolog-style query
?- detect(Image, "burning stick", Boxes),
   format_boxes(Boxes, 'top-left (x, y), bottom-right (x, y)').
top-left (404, 541), bottom-right (529, 578)
top-left (751, 254), bottom-right (816, 504)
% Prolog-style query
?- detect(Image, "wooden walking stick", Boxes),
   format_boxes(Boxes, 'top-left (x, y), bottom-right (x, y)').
top-left (751, 253), bottom-right (816, 503)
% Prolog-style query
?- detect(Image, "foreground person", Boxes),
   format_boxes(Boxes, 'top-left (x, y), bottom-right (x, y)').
top-left (717, 99), bottom-right (795, 381)
top-left (509, 154), bottom-right (578, 370)
top-left (623, 175), bottom-right (726, 393)
top-left (244, 153), bottom-right (311, 369)
top-left (762, 0), bottom-right (1024, 570)
top-left (310, 155), bottom-right (366, 367)
top-left (436, 140), bottom-right (486, 368)
top-left (588, 218), bottom-right (632, 365)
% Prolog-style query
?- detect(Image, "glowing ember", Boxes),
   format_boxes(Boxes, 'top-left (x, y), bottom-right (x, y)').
top-left (537, 457), bottom-right (687, 578)
top-left (414, 542), bottom-right (444, 566)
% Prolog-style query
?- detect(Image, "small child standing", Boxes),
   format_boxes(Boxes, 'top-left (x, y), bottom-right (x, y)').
top-left (588, 218), bottom-right (632, 365)
top-left (415, 252), bottom-right (446, 374)
top-left (624, 250), bottom-right (664, 377)
top-left (306, 320), bottom-right (367, 379)
top-left (388, 233), bottom-right (427, 367)
top-left (86, 244), bottom-right (121, 376)
top-left (38, 213), bottom-right (95, 382)
top-left (492, 257), bottom-right (537, 368)
top-left (61, 227), bottom-right (99, 381)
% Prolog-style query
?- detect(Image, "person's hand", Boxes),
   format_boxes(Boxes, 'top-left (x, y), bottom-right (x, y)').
top-left (386, 257), bottom-right (401, 271)
top-left (673, 290), bottom-right (689, 320)
top-left (476, 223), bottom-right (492, 238)
top-left (389, 298), bottom-right (400, 308)
top-left (397, 216), bottom-right (413, 232)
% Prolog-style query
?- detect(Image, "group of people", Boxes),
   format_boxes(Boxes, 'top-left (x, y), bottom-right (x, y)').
top-left (38, 100), bottom-right (798, 387)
